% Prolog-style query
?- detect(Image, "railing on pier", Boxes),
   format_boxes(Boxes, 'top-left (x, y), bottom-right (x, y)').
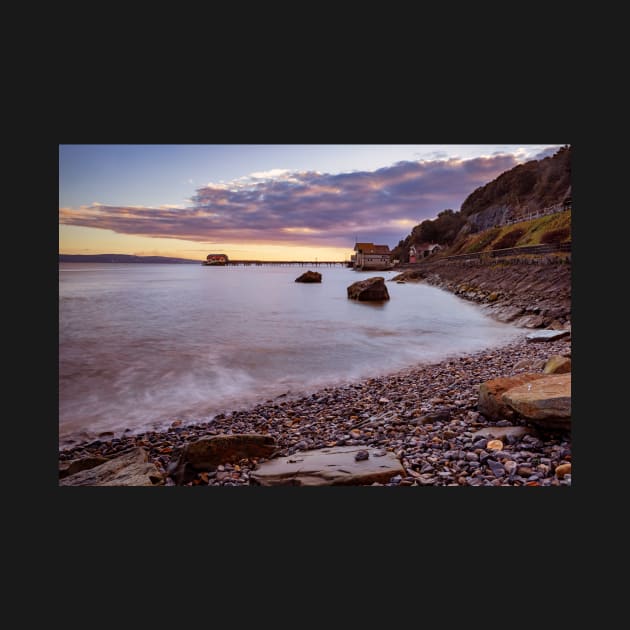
top-left (222, 260), bottom-right (346, 267)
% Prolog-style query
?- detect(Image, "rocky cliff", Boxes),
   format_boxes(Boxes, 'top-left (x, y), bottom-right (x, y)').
top-left (460, 145), bottom-right (571, 231)
top-left (391, 145), bottom-right (571, 262)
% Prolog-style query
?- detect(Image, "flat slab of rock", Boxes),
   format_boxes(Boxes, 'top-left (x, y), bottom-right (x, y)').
top-left (59, 455), bottom-right (109, 479)
top-left (502, 373), bottom-right (571, 430)
top-left (347, 277), bottom-right (390, 301)
top-left (169, 434), bottom-right (277, 484)
top-left (526, 329), bottom-right (570, 342)
top-left (249, 445), bottom-right (404, 486)
top-left (59, 448), bottom-right (164, 486)
top-left (295, 270), bottom-right (322, 283)
top-left (471, 426), bottom-right (532, 441)
top-left (478, 373), bottom-right (547, 420)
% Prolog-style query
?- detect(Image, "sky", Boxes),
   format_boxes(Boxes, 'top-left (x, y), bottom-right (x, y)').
top-left (59, 144), bottom-right (562, 261)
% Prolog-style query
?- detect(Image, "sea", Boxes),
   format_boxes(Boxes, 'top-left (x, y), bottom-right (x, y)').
top-left (59, 263), bottom-right (524, 447)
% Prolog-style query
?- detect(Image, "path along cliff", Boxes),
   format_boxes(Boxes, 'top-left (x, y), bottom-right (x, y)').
top-left (392, 252), bottom-right (571, 329)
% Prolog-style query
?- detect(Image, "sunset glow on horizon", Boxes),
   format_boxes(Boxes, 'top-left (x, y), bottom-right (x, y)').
top-left (59, 144), bottom-right (563, 261)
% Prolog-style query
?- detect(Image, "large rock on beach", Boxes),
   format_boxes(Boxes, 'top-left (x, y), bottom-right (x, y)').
top-left (295, 270), bottom-right (322, 283)
top-left (543, 354), bottom-right (571, 374)
top-left (59, 455), bottom-right (109, 479)
top-left (347, 277), bottom-right (390, 301)
top-left (59, 448), bottom-right (163, 486)
top-left (169, 434), bottom-right (277, 484)
top-left (478, 373), bottom-right (547, 420)
top-left (502, 373), bottom-right (571, 431)
top-left (249, 445), bottom-right (404, 486)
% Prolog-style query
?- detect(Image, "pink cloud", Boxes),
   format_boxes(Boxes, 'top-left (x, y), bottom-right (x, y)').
top-left (59, 153), bottom-right (527, 247)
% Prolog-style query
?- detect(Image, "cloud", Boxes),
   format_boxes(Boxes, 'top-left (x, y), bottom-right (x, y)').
top-left (59, 151), bottom-right (554, 248)
top-left (533, 146), bottom-right (563, 160)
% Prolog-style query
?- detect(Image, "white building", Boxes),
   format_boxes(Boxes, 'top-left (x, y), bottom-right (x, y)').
top-left (353, 242), bottom-right (393, 270)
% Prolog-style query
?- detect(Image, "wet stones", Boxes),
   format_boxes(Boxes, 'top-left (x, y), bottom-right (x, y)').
top-left (59, 336), bottom-right (572, 487)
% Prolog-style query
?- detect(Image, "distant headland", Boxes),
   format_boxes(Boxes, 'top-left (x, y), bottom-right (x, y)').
top-left (59, 254), bottom-right (199, 264)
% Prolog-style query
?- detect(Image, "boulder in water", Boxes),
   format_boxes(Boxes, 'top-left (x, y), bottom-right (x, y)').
top-left (295, 270), bottom-right (322, 283)
top-left (347, 277), bottom-right (390, 301)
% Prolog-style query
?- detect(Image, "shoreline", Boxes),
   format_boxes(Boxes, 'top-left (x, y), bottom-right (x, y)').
top-left (58, 327), bottom-right (524, 450)
top-left (59, 332), bottom-right (572, 486)
top-left (59, 271), bottom-right (526, 450)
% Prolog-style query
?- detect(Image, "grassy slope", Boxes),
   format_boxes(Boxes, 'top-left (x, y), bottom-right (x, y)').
top-left (445, 210), bottom-right (571, 256)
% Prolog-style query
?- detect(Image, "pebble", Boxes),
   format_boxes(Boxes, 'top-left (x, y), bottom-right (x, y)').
top-left (487, 439), bottom-right (504, 451)
top-left (555, 463), bottom-right (571, 479)
top-left (503, 460), bottom-right (517, 475)
top-left (487, 460), bottom-right (505, 477)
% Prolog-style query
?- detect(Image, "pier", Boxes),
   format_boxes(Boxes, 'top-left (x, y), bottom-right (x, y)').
top-left (224, 260), bottom-right (346, 267)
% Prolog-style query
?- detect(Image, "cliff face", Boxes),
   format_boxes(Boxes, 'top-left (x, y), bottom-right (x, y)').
top-left (391, 145), bottom-right (572, 262)
top-left (460, 146), bottom-right (571, 232)
top-left (464, 205), bottom-right (513, 233)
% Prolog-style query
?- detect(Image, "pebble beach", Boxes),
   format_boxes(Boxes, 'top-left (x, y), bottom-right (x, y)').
top-left (59, 334), bottom-right (572, 487)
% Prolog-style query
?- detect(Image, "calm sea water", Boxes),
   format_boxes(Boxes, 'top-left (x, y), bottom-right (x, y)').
top-left (59, 263), bottom-right (523, 446)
